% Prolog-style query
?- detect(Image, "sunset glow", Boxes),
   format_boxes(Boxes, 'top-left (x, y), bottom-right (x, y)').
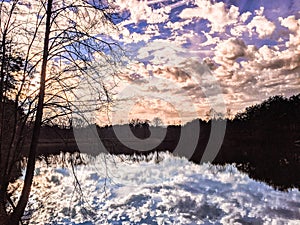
top-left (96, 0), bottom-right (300, 124)
top-left (4, 0), bottom-right (300, 125)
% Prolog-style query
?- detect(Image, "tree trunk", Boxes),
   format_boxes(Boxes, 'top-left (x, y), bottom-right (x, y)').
top-left (0, 191), bottom-right (9, 224)
top-left (7, 1), bottom-right (53, 224)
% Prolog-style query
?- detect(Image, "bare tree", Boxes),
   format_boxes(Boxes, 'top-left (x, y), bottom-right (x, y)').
top-left (0, 0), bottom-right (123, 224)
top-left (152, 117), bottom-right (163, 127)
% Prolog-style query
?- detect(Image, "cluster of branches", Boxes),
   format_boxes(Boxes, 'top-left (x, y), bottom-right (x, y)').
top-left (0, 0), bottom-right (124, 224)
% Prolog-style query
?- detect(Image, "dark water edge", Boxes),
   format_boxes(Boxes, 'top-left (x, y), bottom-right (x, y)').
top-left (12, 121), bottom-right (299, 192)
top-left (31, 118), bottom-right (299, 191)
top-left (14, 123), bottom-right (297, 191)
top-left (29, 148), bottom-right (298, 192)
top-left (13, 94), bottom-right (300, 191)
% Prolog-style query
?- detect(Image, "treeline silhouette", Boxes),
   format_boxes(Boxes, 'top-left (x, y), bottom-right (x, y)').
top-left (16, 94), bottom-right (300, 190)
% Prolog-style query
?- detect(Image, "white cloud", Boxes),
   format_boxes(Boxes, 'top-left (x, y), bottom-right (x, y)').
top-left (244, 7), bottom-right (277, 39)
top-left (154, 67), bottom-right (191, 83)
top-left (240, 11), bottom-right (252, 23)
top-left (136, 40), bottom-right (190, 66)
top-left (179, 1), bottom-right (240, 33)
top-left (112, 0), bottom-right (170, 24)
top-left (279, 15), bottom-right (300, 49)
top-left (247, 15), bottom-right (276, 38)
top-left (145, 24), bottom-right (160, 36)
top-left (165, 19), bottom-right (192, 31)
top-left (280, 15), bottom-right (299, 32)
top-left (214, 38), bottom-right (247, 66)
top-left (200, 32), bottom-right (220, 46)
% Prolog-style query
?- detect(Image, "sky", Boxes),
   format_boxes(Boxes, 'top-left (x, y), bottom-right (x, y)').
top-left (98, 0), bottom-right (300, 125)
top-left (1, 0), bottom-right (299, 125)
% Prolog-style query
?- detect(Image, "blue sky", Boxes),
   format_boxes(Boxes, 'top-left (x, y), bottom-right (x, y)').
top-left (5, 0), bottom-right (299, 124)
top-left (103, 0), bottom-right (300, 123)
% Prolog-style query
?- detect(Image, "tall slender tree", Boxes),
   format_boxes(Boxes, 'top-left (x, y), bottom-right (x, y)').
top-left (0, 0), bottom-right (123, 224)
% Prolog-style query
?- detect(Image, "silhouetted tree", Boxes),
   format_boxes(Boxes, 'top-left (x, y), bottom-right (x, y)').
top-left (152, 117), bottom-right (163, 127)
top-left (0, 1), bottom-right (122, 224)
